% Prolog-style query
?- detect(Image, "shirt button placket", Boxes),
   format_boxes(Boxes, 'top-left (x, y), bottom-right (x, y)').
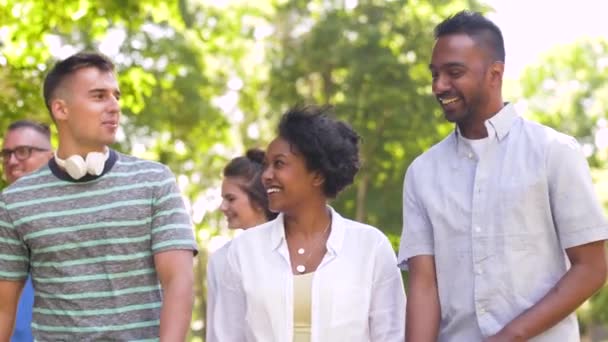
top-left (471, 152), bottom-right (489, 329)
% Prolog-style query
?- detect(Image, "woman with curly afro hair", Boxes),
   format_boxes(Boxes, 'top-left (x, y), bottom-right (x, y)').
top-left (212, 105), bottom-right (405, 342)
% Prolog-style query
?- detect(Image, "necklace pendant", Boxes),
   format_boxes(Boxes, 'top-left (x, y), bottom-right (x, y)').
top-left (296, 265), bottom-right (306, 273)
top-left (297, 248), bottom-right (305, 255)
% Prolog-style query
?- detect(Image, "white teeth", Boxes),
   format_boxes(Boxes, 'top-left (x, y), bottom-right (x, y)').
top-left (267, 188), bottom-right (280, 194)
top-left (440, 97), bottom-right (459, 105)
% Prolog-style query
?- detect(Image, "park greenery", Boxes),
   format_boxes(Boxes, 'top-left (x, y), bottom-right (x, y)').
top-left (0, 0), bottom-right (606, 339)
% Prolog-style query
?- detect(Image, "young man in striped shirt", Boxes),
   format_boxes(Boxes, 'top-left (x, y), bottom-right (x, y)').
top-left (0, 52), bottom-right (198, 341)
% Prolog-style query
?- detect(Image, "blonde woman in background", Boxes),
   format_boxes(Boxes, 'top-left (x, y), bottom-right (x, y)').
top-left (206, 148), bottom-right (276, 341)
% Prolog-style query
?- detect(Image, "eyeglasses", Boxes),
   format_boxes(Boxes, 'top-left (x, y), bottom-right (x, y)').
top-left (1, 146), bottom-right (50, 162)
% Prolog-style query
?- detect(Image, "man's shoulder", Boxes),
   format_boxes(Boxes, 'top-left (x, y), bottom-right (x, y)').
top-left (115, 152), bottom-right (164, 167)
top-left (408, 133), bottom-right (454, 171)
top-left (114, 152), bottom-right (173, 175)
top-left (519, 118), bottom-right (579, 149)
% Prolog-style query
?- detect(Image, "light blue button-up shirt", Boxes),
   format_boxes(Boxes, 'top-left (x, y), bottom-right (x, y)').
top-left (398, 103), bottom-right (608, 341)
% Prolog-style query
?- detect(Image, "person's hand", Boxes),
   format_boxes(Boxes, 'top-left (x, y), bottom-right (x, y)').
top-left (483, 327), bottom-right (527, 342)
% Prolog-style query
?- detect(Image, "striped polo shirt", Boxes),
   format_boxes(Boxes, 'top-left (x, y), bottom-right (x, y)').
top-left (0, 150), bottom-right (198, 341)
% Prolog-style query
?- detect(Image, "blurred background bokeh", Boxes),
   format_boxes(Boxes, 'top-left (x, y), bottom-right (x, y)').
top-left (1, 0), bottom-right (607, 340)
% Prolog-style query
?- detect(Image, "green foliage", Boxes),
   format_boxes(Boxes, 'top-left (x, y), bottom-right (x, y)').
top-left (11, 0), bottom-right (608, 339)
top-left (519, 39), bottom-right (608, 167)
top-left (265, 0), bottom-right (488, 235)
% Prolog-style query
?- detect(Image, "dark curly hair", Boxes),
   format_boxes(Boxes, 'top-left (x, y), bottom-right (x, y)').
top-left (224, 148), bottom-right (277, 221)
top-left (278, 105), bottom-right (360, 198)
top-left (435, 10), bottom-right (505, 63)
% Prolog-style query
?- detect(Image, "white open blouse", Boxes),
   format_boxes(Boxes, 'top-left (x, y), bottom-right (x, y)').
top-left (209, 208), bottom-right (406, 342)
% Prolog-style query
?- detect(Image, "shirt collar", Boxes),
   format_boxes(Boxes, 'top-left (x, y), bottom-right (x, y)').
top-left (269, 206), bottom-right (346, 256)
top-left (452, 103), bottom-right (518, 158)
top-left (486, 102), bottom-right (518, 141)
top-left (48, 149), bottom-right (118, 182)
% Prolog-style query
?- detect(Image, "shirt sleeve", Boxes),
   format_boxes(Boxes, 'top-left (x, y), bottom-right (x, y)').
top-left (547, 135), bottom-right (608, 248)
top-left (0, 194), bottom-right (29, 281)
top-left (150, 166), bottom-right (198, 255)
top-left (210, 244), bottom-right (246, 342)
top-left (369, 233), bottom-right (406, 342)
top-left (397, 162), bottom-right (434, 270)
top-left (205, 248), bottom-right (221, 342)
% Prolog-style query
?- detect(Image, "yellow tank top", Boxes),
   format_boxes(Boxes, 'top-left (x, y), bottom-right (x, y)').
top-left (293, 272), bottom-right (314, 342)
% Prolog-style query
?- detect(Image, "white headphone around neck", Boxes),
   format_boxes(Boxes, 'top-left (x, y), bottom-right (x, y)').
top-left (54, 149), bottom-right (110, 180)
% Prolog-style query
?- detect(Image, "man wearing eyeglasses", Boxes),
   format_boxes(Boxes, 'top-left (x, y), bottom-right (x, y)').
top-left (1, 120), bottom-right (52, 342)
top-left (2, 120), bottom-right (52, 185)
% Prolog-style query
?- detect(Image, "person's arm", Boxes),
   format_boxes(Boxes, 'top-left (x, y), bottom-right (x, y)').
top-left (486, 134), bottom-right (608, 341)
top-left (486, 241), bottom-right (607, 341)
top-left (0, 280), bottom-right (25, 341)
top-left (398, 161), bottom-right (438, 341)
top-left (149, 167), bottom-right (198, 341)
top-left (369, 235), bottom-right (406, 342)
top-left (406, 255), bottom-right (440, 342)
top-left (155, 250), bottom-right (194, 342)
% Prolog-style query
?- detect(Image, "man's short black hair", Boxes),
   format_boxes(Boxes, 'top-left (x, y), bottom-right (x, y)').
top-left (434, 10), bottom-right (505, 62)
top-left (43, 52), bottom-right (115, 120)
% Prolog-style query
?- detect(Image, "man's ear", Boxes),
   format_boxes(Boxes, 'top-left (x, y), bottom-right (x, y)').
top-left (51, 98), bottom-right (68, 121)
top-left (489, 61), bottom-right (505, 85)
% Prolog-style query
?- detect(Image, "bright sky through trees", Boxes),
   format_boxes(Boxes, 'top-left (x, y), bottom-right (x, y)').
top-left (486, 0), bottom-right (608, 79)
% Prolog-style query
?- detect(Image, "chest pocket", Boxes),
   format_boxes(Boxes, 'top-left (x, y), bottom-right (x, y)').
top-left (499, 175), bottom-right (550, 236)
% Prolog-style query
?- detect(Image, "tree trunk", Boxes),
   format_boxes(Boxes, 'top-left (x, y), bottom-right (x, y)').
top-left (355, 170), bottom-right (369, 222)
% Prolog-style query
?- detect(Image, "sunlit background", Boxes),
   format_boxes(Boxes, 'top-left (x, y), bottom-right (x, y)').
top-left (1, 0), bottom-right (608, 340)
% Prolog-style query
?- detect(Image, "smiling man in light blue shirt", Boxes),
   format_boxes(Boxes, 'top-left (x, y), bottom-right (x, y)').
top-left (399, 10), bottom-right (608, 342)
